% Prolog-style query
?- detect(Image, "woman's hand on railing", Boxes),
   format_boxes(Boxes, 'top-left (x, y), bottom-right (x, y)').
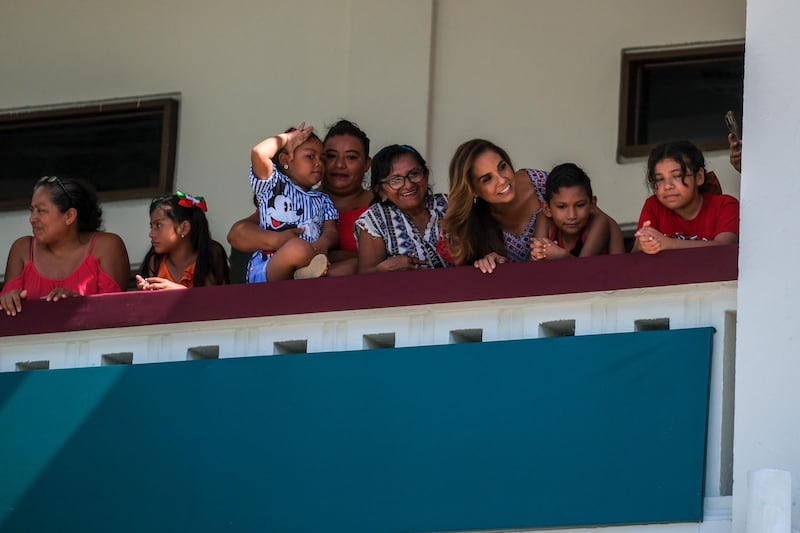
top-left (1, 289), bottom-right (27, 317)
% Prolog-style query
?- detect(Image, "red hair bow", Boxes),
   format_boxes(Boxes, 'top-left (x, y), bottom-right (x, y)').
top-left (176, 191), bottom-right (208, 212)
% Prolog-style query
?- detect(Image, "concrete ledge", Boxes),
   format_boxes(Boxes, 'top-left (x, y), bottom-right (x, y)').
top-left (0, 245), bottom-right (738, 338)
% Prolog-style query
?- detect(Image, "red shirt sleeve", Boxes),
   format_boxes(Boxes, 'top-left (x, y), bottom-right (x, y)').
top-left (637, 195), bottom-right (660, 231)
top-left (714, 195), bottom-right (740, 236)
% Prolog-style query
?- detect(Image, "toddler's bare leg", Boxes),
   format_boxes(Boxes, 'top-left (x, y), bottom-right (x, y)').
top-left (266, 238), bottom-right (316, 281)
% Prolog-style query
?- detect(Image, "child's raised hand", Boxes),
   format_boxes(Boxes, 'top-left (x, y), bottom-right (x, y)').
top-left (282, 122), bottom-right (315, 162)
top-left (635, 220), bottom-right (668, 255)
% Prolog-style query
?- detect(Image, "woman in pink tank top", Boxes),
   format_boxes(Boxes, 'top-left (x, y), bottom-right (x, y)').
top-left (1, 176), bottom-right (131, 317)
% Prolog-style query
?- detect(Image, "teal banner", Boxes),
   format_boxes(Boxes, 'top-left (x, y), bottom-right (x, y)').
top-left (0, 328), bottom-right (713, 532)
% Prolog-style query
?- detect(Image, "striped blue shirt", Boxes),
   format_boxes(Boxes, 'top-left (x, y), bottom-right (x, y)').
top-left (250, 167), bottom-right (338, 244)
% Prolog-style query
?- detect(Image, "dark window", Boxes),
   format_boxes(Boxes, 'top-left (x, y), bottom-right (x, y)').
top-left (0, 97), bottom-right (179, 210)
top-left (618, 42), bottom-right (744, 159)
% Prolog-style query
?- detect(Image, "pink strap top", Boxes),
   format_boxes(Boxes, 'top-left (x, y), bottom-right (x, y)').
top-left (1, 235), bottom-right (122, 300)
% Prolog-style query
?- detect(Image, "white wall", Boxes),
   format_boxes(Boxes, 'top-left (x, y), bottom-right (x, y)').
top-left (0, 0), bottom-right (745, 271)
top-left (734, 0), bottom-right (800, 531)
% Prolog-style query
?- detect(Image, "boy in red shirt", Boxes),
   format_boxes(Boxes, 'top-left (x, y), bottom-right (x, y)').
top-left (532, 163), bottom-right (624, 260)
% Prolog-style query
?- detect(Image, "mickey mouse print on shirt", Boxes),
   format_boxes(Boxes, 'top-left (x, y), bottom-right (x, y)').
top-left (252, 167), bottom-right (337, 245)
top-left (266, 180), bottom-right (304, 231)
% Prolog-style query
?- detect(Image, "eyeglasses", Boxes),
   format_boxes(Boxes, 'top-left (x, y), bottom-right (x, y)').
top-left (381, 169), bottom-right (426, 190)
top-left (44, 176), bottom-right (73, 207)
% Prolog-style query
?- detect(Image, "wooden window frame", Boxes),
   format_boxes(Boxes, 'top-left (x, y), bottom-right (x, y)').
top-left (0, 96), bottom-right (179, 211)
top-left (617, 42), bottom-right (744, 160)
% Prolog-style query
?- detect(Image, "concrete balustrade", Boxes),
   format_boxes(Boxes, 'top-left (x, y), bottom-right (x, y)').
top-left (0, 246), bottom-right (739, 532)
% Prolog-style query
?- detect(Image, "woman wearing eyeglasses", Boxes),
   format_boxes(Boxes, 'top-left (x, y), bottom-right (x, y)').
top-left (0, 176), bottom-right (131, 317)
top-left (355, 144), bottom-right (450, 273)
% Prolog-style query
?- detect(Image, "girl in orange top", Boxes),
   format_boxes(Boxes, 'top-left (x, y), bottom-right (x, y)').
top-left (136, 193), bottom-right (229, 290)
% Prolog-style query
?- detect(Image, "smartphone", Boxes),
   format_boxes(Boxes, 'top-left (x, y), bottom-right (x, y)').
top-left (725, 110), bottom-right (741, 142)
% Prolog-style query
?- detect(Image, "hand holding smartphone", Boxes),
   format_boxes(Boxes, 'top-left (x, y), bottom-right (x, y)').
top-left (725, 110), bottom-right (742, 172)
top-left (725, 110), bottom-right (741, 142)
